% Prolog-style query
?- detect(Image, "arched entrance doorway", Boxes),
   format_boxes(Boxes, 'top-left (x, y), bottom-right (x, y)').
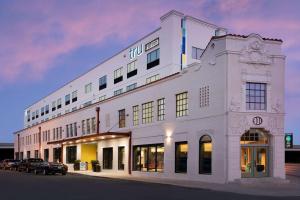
top-left (240, 129), bottom-right (269, 178)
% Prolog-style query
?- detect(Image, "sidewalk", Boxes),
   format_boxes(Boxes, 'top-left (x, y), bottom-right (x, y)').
top-left (69, 170), bottom-right (300, 197)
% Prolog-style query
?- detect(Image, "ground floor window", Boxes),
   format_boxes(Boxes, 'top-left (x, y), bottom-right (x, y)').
top-left (53, 147), bottom-right (62, 162)
top-left (175, 142), bottom-right (188, 173)
top-left (118, 146), bottom-right (125, 170)
top-left (133, 144), bottom-right (164, 172)
top-left (27, 151), bottom-right (31, 159)
top-left (103, 147), bottom-right (113, 169)
top-left (34, 150), bottom-right (39, 158)
top-left (66, 146), bottom-right (77, 164)
top-left (44, 149), bottom-right (49, 162)
top-left (199, 135), bottom-right (212, 174)
top-left (20, 152), bottom-right (23, 160)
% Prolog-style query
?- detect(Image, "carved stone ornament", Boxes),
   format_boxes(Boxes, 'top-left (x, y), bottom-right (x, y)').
top-left (271, 99), bottom-right (282, 113)
top-left (239, 40), bottom-right (272, 65)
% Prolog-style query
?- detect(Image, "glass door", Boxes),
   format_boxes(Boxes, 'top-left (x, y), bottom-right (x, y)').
top-left (241, 147), bottom-right (253, 178)
top-left (254, 147), bottom-right (268, 177)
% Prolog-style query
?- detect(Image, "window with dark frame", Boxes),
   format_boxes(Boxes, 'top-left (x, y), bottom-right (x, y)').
top-left (147, 48), bottom-right (160, 69)
top-left (114, 67), bottom-right (123, 84)
top-left (65, 94), bottom-right (70, 105)
top-left (142, 101), bottom-right (153, 124)
top-left (66, 146), bottom-right (77, 163)
top-left (127, 60), bottom-right (137, 78)
top-left (246, 82), bottom-right (266, 110)
top-left (119, 109), bottom-right (126, 128)
top-left (103, 147), bottom-right (113, 169)
top-left (118, 146), bottom-right (125, 170)
top-left (99, 75), bottom-right (107, 90)
top-left (133, 105), bottom-right (139, 126)
top-left (72, 90), bottom-right (77, 102)
top-left (192, 47), bottom-right (204, 60)
top-left (199, 135), bottom-right (212, 174)
top-left (132, 144), bottom-right (164, 172)
top-left (176, 92), bottom-right (188, 117)
top-left (175, 141), bottom-right (188, 173)
top-left (157, 98), bottom-right (165, 121)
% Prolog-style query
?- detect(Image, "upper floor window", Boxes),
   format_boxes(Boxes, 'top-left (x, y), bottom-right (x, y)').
top-left (133, 105), bottom-right (139, 126)
top-left (41, 107), bottom-right (45, 116)
top-left (45, 105), bottom-right (49, 114)
top-left (26, 110), bottom-right (31, 122)
top-left (52, 101), bottom-right (56, 111)
top-left (99, 95), bottom-right (106, 102)
top-left (114, 67), bottom-right (123, 84)
top-left (32, 111), bottom-right (35, 120)
top-left (127, 61), bottom-right (137, 78)
top-left (157, 98), bottom-right (165, 121)
top-left (65, 94), bottom-right (70, 105)
top-left (146, 74), bottom-right (160, 84)
top-left (119, 109), bottom-right (126, 128)
top-left (35, 110), bottom-right (39, 118)
top-left (126, 83), bottom-right (137, 92)
top-left (99, 75), bottom-right (107, 90)
top-left (246, 82), bottom-right (266, 110)
top-left (114, 89), bottom-right (123, 96)
top-left (57, 98), bottom-right (62, 109)
top-left (72, 90), bottom-right (77, 102)
top-left (85, 83), bottom-right (92, 94)
top-left (142, 101), bottom-right (153, 124)
top-left (192, 47), bottom-right (203, 60)
top-left (147, 48), bottom-right (160, 69)
top-left (176, 92), bottom-right (188, 117)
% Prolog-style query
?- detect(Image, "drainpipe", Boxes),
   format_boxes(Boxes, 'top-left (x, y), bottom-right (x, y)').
top-left (61, 143), bottom-right (64, 163)
top-left (96, 107), bottom-right (100, 134)
top-left (17, 134), bottom-right (20, 159)
top-left (38, 127), bottom-right (42, 158)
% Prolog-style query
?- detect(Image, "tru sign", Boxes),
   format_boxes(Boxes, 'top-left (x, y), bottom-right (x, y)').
top-left (129, 44), bottom-right (143, 60)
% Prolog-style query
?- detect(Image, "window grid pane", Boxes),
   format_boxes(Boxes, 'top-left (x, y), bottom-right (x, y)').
top-left (176, 92), bottom-right (188, 117)
top-left (133, 105), bottom-right (139, 126)
top-left (246, 83), bottom-right (266, 110)
top-left (157, 98), bottom-right (165, 121)
top-left (142, 102), bottom-right (153, 124)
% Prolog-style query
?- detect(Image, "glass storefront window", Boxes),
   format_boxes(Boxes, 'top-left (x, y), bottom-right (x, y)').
top-left (118, 146), bottom-right (125, 170)
top-left (103, 147), bottom-right (113, 169)
top-left (66, 146), bottom-right (77, 164)
top-left (199, 135), bottom-right (212, 174)
top-left (175, 142), bottom-right (188, 173)
top-left (133, 144), bottom-right (164, 172)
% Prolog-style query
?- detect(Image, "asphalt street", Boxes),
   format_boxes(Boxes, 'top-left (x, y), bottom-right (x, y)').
top-left (0, 170), bottom-right (298, 200)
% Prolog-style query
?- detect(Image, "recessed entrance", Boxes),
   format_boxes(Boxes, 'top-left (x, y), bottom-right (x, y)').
top-left (81, 143), bottom-right (97, 170)
top-left (240, 129), bottom-right (269, 178)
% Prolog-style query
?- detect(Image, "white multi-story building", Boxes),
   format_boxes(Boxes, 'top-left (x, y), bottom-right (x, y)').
top-left (14, 10), bottom-right (286, 183)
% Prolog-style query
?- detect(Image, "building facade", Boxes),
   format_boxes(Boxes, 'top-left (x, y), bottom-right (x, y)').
top-left (14, 10), bottom-right (286, 183)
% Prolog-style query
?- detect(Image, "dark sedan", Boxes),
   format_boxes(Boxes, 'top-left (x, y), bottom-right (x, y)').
top-left (33, 162), bottom-right (68, 175)
top-left (18, 158), bottom-right (44, 173)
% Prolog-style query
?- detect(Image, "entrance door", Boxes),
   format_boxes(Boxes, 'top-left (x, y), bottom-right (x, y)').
top-left (241, 146), bottom-right (268, 178)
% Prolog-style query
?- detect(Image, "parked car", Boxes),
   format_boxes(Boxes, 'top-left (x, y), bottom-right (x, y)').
top-left (0, 160), bottom-right (4, 169)
top-left (10, 160), bottom-right (21, 171)
top-left (33, 162), bottom-right (68, 175)
top-left (18, 158), bottom-right (44, 173)
top-left (1, 159), bottom-right (20, 170)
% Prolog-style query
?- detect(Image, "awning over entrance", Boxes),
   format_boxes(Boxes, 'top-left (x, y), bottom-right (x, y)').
top-left (47, 131), bottom-right (131, 145)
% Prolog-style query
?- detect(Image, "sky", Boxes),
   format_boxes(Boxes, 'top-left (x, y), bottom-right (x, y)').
top-left (0, 0), bottom-right (299, 144)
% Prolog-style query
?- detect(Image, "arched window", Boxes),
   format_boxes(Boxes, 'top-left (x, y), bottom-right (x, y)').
top-left (199, 135), bottom-right (212, 174)
top-left (240, 129), bottom-right (268, 145)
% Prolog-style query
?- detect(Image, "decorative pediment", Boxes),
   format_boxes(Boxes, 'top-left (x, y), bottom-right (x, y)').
top-left (239, 40), bottom-right (272, 65)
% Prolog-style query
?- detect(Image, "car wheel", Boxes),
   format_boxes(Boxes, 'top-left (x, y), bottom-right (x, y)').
top-left (62, 172), bottom-right (67, 176)
top-left (43, 169), bottom-right (47, 175)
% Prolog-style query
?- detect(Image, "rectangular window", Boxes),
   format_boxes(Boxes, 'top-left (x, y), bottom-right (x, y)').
top-left (36, 110), bottom-right (39, 118)
top-left (132, 144), bottom-right (164, 172)
top-left (57, 98), bottom-right (62, 109)
top-left (175, 142), bottom-right (188, 173)
top-left (157, 98), bottom-right (165, 121)
top-left (72, 90), bottom-right (77, 102)
top-left (99, 95), bottom-right (106, 102)
top-left (103, 147), bottom-right (113, 169)
top-left (26, 110), bottom-right (31, 122)
top-left (176, 92), bottom-right (188, 117)
top-left (85, 83), bottom-right (92, 94)
top-left (114, 89), bottom-right (123, 96)
top-left (118, 146), bottom-right (125, 170)
top-left (200, 86), bottom-right (210, 107)
top-left (41, 107), bottom-right (45, 116)
top-left (82, 120), bottom-right (85, 135)
top-left (133, 105), bottom-right (139, 126)
top-left (65, 94), bottom-right (70, 105)
top-left (66, 146), bottom-right (77, 164)
top-left (34, 150), bottom-right (39, 159)
top-left (53, 148), bottom-right (61, 163)
top-left (147, 48), bottom-right (160, 69)
top-left (32, 111), bottom-right (35, 120)
top-left (192, 47), bottom-right (203, 60)
top-left (86, 119), bottom-right (91, 134)
top-left (45, 105), bottom-right (49, 114)
top-left (66, 125), bottom-right (69, 138)
top-left (114, 67), bottom-right (123, 84)
top-left (142, 101), bottom-right (153, 124)
top-left (91, 118), bottom-right (96, 133)
top-left (44, 149), bottom-right (49, 162)
top-left (127, 61), bottom-right (137, 78)
top-left (126, 83), bottom-right (137, 92)
top-left (119, 109), bottom-right (126, 128)
top-left (99, 75), bottom-right (107, 90)
top-left (246, 82), bottom-right (267, 110)
top-left (146, 74), bottom-right (159, 84)
top-left (70, 123), bottom-right (73, 137)
top-left (52, 101), bottom-right (56, 111)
